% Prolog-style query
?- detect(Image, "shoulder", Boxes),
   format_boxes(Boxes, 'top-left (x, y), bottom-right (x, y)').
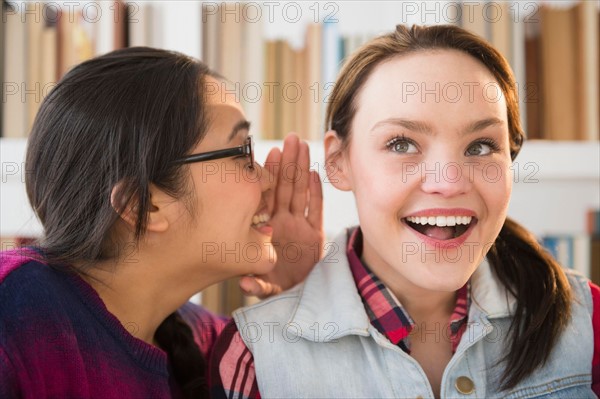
top-left (0, 251), bottom-right (70, 318)
top-left (232, 283), bottom-right (305, 330)
top-left (0, 248), bottom-right (48, 284)
top-left (563, 269), bottom-right (594, 312)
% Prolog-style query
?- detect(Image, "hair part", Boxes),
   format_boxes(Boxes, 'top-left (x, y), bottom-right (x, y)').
top-left (325, 24), bottom-right (571, 391)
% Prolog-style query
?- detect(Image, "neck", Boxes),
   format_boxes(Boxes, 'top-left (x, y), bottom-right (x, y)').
top-left (80, 247), bottom-right (216, 346)
top-left (361, 256), bottom-right (456, 324)
top-left (395, 287), bottom-right (456, 323)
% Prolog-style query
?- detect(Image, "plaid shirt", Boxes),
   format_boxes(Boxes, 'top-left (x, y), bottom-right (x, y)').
top-left (346, 228), bottom-right (470, 354)
top-left (209, 228), bottom-right (471, 399)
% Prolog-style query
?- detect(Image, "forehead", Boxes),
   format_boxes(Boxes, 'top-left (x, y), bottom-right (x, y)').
top-left (203, 76), bottom-right (245, 113)
top-left (354, 49), bottom-right (507, 127)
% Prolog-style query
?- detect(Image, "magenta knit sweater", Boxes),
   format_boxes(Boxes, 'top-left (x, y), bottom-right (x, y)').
top-left (0, 249), bottom-right (227, 398)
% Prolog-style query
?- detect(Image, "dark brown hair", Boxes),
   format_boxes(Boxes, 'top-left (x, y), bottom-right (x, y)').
top-left (26, 47), bottom-right (215, 398)
top-left (325, 24), bottom-right (572, 391)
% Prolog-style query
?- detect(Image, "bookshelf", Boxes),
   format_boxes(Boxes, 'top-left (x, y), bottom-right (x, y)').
top-left (2, 0), bottom-right (599, 313)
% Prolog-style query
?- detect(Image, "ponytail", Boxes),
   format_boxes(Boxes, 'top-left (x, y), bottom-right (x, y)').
top-left (155, 312), bottom-right (209, 399)
top-left (486, 217), bottom-right (572, 390)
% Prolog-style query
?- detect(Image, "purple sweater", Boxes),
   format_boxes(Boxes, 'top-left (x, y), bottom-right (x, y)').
top-left (0, 249), bottom-right (227, 398)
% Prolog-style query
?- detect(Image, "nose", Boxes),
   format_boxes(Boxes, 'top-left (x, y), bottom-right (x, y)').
top-left (419, 158), bottom-right (472, 198)
top-left (257, 161), bottom-right (276, 193)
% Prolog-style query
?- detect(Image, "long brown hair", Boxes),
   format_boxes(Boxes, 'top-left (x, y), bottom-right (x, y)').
top-left (325, 24), bottom-right (572, 391)
top-left (26, 47), bottom-right (215, 398)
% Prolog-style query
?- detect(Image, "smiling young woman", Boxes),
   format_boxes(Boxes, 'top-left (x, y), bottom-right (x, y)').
top-left (212, 24), bottom-right (599, 399)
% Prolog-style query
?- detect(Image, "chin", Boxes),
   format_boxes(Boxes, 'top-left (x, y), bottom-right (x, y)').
top-left (412, 260), bottom-right (476, 292)
top-left (249, 242), bottom-right (277, 275)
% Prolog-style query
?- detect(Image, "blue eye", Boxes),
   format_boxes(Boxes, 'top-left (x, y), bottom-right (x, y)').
top-left (386, 136), bottom-right (418, 154)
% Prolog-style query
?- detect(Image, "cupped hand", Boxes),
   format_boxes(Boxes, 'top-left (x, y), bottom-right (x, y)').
top-left (239, 134), bottom-right (325, 298)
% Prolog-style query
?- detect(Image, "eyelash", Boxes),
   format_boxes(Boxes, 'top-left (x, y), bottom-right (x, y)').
top-left (470, 138), bottom-right (500, 153)
top-left (384, 135), bottom-right (501, 154)
top-left (385, 135), bottom-right (418, 152)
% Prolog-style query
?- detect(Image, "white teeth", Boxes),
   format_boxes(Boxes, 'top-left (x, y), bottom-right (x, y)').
top-left (405, 215), bottom-right (473, 227)
top-left (252, 213), bottom-right (270, 226)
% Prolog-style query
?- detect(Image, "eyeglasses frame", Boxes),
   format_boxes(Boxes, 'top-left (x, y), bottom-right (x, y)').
top-left (175, 135), bottom-right (254, 167)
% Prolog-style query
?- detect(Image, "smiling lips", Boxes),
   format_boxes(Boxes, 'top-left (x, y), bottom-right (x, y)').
top-left (251, 211), bottom-right (273, 237)
top-left (252, 212), bottom-right (270, 226)
top-left (403, 209), bottom-right (477, 244)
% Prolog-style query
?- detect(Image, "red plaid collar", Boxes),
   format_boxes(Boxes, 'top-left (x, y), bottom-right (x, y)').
top-left (346, 227), bottom-right (469, 353)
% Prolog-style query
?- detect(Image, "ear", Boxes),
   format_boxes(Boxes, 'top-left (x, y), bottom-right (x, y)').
top-left (324, 130), bottom-right (353, 191)
top-left (110, 182), bottom-right (170, 233)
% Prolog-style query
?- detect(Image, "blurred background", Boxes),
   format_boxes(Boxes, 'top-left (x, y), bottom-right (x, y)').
top-left (1, 0), bottom-right (599, 314)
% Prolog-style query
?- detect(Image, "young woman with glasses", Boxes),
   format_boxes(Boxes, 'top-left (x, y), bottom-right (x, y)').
top-left (212, 24), bottom-right (599, 398)
top-left (0, 47), bottom-right (323, 399)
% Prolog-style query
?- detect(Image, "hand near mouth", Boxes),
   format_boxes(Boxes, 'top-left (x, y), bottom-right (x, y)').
top-left (240, 134), bottom-right (325, 298)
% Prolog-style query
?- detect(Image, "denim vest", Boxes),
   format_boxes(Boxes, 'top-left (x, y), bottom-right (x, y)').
top-left (233, 230), bottom-right (595, 398)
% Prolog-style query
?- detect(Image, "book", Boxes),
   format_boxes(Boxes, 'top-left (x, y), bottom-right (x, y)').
top-left (40, 14), bottom-right (58, 94)
top-left (3, 4), bottom-right (27, 138)
top-left (588, 209), bottom-right (600, 236)
top-left (280, 40), bottom-right (296, 137)
top-left (489, 1), bottom-right (512, 66)
top-left (574, 1), bottom-right (600, 141)
top-left (591, 236), bottom-right (600, 286)
top-left (218, 3), bottom-right (243, 85)
top-left (262, 40), bottom-right (278, 140)
top-left (524, 19), bottom-right (542, 140)
top-left (542, 235), bottom-right (574, 269)
top-left (240, 6), bottom-right (264, 136)
top-left (305, 23), bottom-right (322, 139)
top-left (26, 9), bottom-right (44, 132)
top-left (202, 2), bottom-right (220, 71)
top-left (295, 44), bottom-right (308, 139)
top-left (128, 2), bottom-right (153, 47)
top-left (540, 5), bottom-right (579, 140)
top-left (460, 1), bottom-right (489, 41)
top-left (542, 231), bottom-right (598, 281)
top-left (0, 1), bottom-right (5, 133)
top-left (321, 20), bottom-right (340, 134)
top-left (511, 1), bottom-right (527, 133)
top-left (95, 1), bottom-right (127, 56)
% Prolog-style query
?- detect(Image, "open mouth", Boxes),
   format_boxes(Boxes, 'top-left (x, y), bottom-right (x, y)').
top-left (403, 215), bottom-right (476, 241)
top-left (251, 212), bottom-right (270, 228)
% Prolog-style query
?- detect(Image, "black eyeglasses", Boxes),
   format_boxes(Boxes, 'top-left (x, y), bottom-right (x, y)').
top-left (175, 135), bottom-right (254, 167)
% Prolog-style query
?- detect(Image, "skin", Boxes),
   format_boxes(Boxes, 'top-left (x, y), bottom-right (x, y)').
top-left (83, 77), bottom-right (323, 347)
top-left (325, 50), bottom-right (513, 397)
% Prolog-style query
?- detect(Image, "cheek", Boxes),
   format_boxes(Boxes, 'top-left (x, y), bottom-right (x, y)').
top-left (475, 161), bottom-right (512, 238)
top-left (350, 157), bottom-right (415, 221)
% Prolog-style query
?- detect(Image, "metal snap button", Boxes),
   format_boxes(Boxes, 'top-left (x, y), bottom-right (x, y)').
top-left (455, 376), bottom-right (475, 395)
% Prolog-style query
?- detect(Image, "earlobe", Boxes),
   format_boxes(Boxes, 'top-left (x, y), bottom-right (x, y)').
top-left (324, 130), bottom-right (353, 191)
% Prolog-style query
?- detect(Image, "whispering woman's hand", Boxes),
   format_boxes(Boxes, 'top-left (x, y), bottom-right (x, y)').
top-left (239, 134), bottom-right (324, 298)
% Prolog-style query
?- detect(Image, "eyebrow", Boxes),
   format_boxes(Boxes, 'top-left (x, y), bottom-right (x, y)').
top-left (370, 117), bottom-right (504, 136)
top-left (228, 120), bottom-right (251, 142)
